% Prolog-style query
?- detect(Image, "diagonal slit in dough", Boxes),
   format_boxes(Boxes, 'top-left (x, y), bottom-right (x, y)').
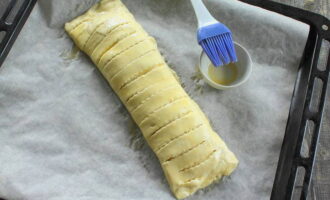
top-left (180, 158), bottom-right (225, 188)
top-left (139, 95), bottom-right (188, 126)
top-left (149, 111), bottom-right (193, 139)
top-left (96, 31), bottom-right (138, 65)
top-left (131, 84), bottom-right (177, 113)
top-left (110, 48), bottom-right (157, 81)
top-left (164, 140), bottom-right (206, 163)
top-left (70, 19), bottom-right (91, 31)
top-left (89, 22), bottom-right (130, 55)
top-left (126, 84), bottom-right (152, 103)
top-left (119, 63), bottom-right (165, 90)
top-left (179, 149), bottom-right (218, 173)
top-left (82, 21), bottom-right (108, 49)
top-left (156, 124), bottom-right (204, 153)
top-left (100, 36), bottom-right (149, 68)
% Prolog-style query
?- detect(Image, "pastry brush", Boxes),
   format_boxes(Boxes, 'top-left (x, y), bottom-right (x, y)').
top-left (190, 0), bottom-right (237, 67)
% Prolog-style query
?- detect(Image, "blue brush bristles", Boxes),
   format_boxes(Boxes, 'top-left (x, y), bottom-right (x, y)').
top-left (197, 23), bottom-right (237, 67)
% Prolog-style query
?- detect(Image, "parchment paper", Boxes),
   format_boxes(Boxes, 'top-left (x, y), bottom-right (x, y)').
top-left (0, 0), bottom-right (309, 199)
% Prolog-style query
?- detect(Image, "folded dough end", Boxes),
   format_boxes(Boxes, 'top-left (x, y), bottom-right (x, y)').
top-left (169, 146), bottom-right (238, 199)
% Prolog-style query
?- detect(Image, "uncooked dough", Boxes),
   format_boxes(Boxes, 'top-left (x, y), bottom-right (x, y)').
top-left (65, 0), bottom-right (238, 198)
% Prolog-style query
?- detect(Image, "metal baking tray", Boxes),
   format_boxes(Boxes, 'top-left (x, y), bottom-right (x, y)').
top-left (237, 1), bottom-right (330, 199)
top-left (0, 0), bottom-right (329, 199)
top-left (0, 0), bottom-right (36, 66)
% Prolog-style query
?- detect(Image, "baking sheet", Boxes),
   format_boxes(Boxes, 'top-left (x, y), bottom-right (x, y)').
top-left (0, 0), bottom-right (309, 199)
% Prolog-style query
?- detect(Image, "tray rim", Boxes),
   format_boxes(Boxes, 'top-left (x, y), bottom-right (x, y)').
top-left (237, 0), bottom-right (330, 199)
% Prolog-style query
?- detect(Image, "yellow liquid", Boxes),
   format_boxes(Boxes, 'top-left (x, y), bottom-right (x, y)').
top-left (208, 63), bottom-right (238, 85)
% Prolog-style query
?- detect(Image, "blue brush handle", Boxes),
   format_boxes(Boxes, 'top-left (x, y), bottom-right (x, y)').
top-left (190, 0), bottom-right (218, 28)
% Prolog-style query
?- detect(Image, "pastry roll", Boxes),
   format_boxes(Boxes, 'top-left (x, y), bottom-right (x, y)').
top-left (65, 0), bottom-right (238, 198)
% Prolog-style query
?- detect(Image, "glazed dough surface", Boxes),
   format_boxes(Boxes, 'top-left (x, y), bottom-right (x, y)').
top-left (65, 0), bottom-right (238, 198)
